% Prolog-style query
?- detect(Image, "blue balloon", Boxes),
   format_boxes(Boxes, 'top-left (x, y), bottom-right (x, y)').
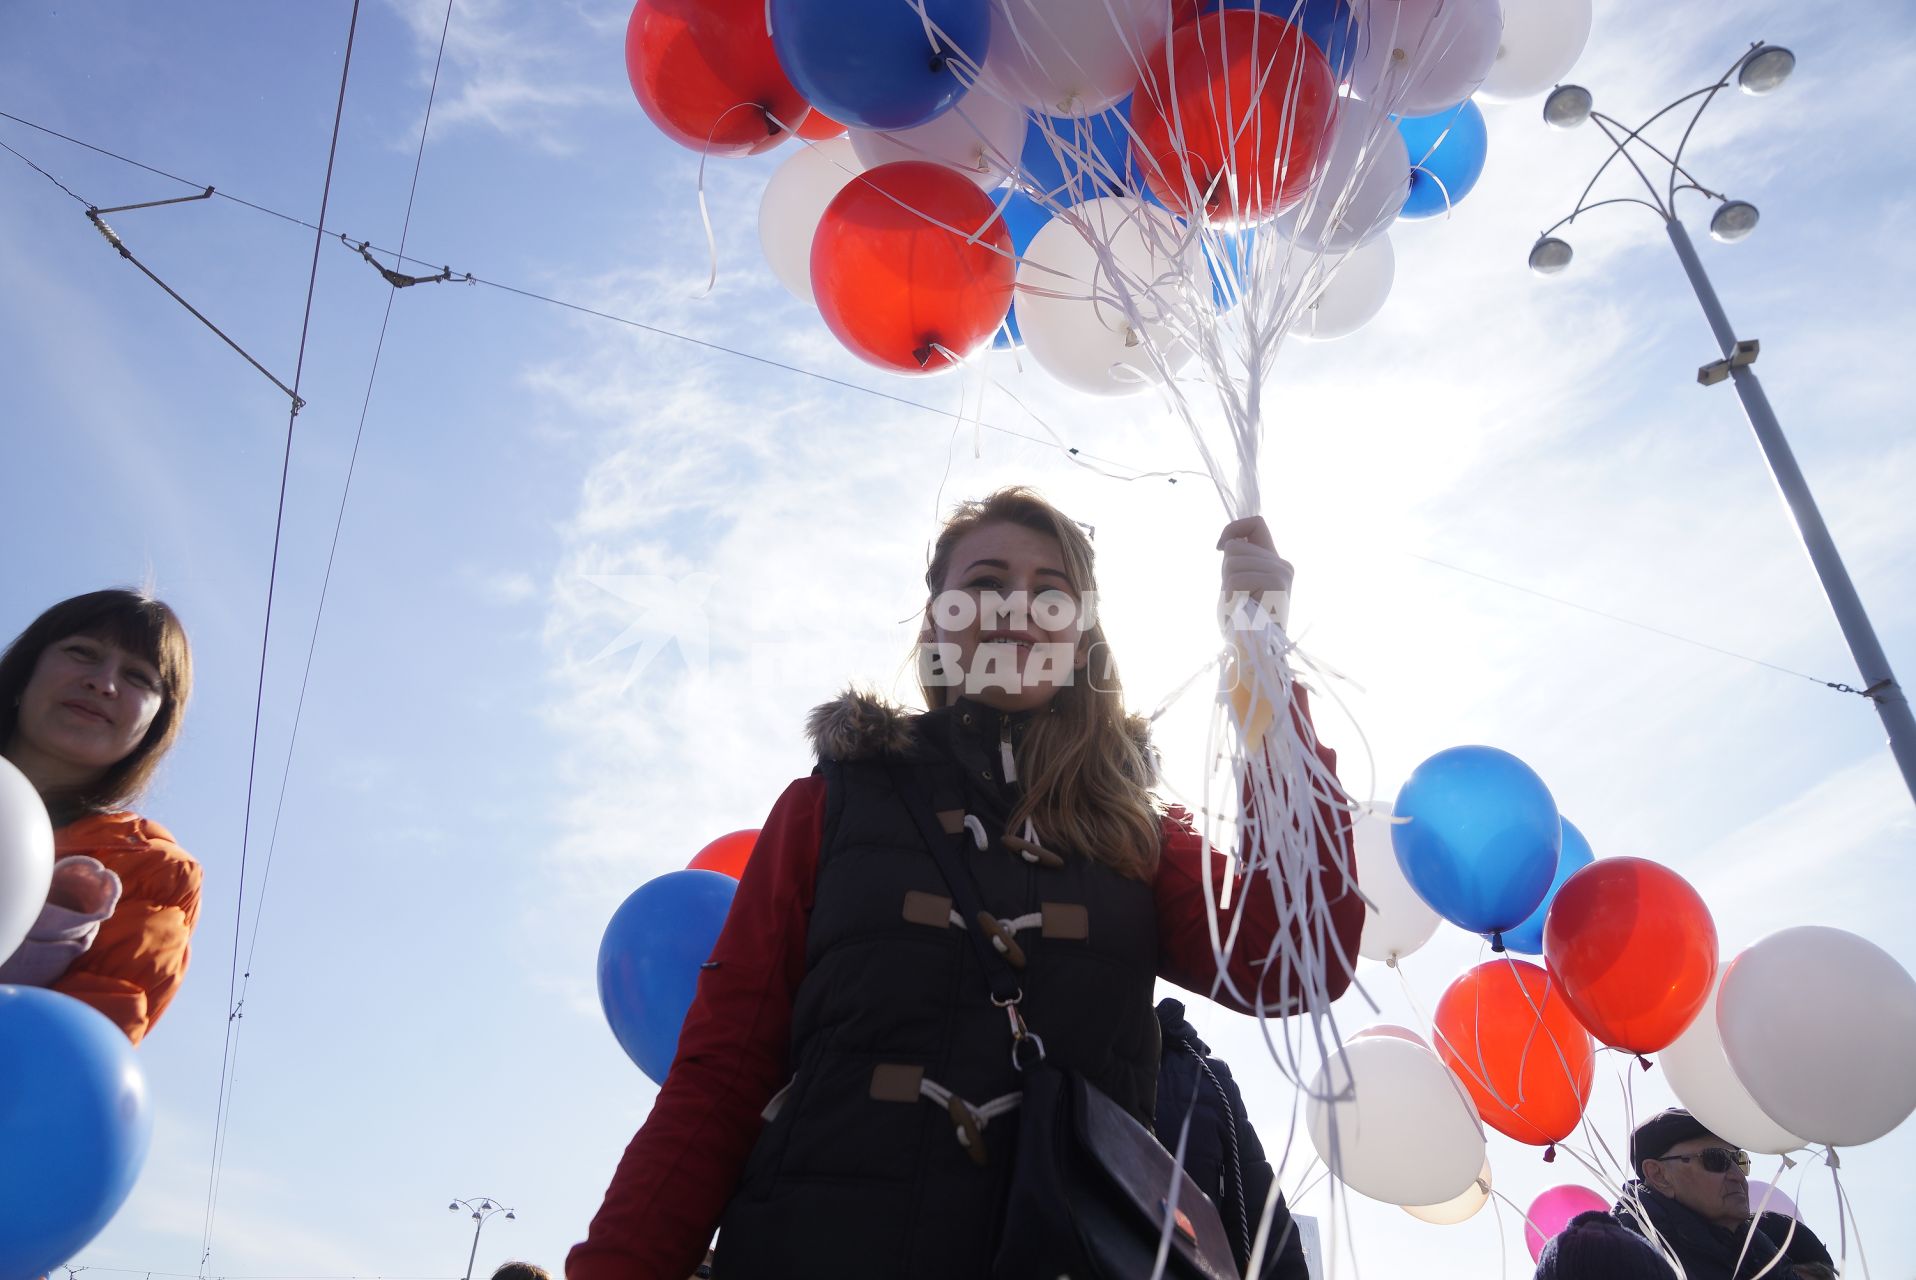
top-left (1019, 100), bottom-right (1144, 206)
top-left (1396, 101), bottom-right (1489, 219)
top-left (0, 987), bottom-right (152, 1277)
top-left (1204, 0), bottom-right (1358, 78)
top-left (1391, 745), bottom-right (1561, 939)
top-left (1203, 228), bottom-right (1260, 311)
top-left (989, 189), bottom-right (1052, 349)
top-left (1495, 818), bottom-right (1596, 956)
top-left (770, 0), bottom-right (989, 132)
top-left (597, 869), bottom-right (738, 1084)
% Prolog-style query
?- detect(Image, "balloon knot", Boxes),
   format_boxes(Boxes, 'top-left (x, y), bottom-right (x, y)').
top-left (1543, 1143), bottom-right (1557, 1163)
top-left (912, 344), bottom-right (934, 369)
top-left (1637, 1054), bottom-right (1654, 1072)
top-left (1489, 932), bottom-right (1506, 954)
top-left (1826, 1149), bottom-right (1841, 1170)
top-left (759, 105), bottom-right (780, 137)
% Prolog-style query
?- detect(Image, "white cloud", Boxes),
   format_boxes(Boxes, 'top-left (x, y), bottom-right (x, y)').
top-left (388, 0), bottom-right (629, 154)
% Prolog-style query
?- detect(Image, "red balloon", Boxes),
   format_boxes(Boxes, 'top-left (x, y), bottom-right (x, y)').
top-left (1542, 857), bottom-right (1717, 1054)
top-left (1434, 959), bottom-right (1595, 1147)
top-left (688, 829), bottom-right (758, 879)
top-left (811, 161), bottom-right (1014, 374)
top-left (1130, 10), bottom-right (1337, 219)
top-left (624, 0), bottom-right (807, 157)
top-left (795, 106), bottom-right (848, 140)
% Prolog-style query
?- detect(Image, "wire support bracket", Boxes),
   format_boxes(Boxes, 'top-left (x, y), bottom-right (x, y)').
top-left (83, 204), bottom-right (305, 411)
top-left (341, 233), bottom-right (467, 288)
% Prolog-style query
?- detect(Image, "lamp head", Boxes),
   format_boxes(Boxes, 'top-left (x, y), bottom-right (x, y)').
top-left (1738, 45), bottom-right (1794, 95)
top-left (1529, 236), bottom-right (1574, 274)
top-left (506, 1211), bottom-right (517, 1220)
top-left (1710, 200), bottom-right (1759, 242)
top-left (1543, 84), bottom-right (1593, 129)
top-left (448, 1202), bottom-right (460, 1212)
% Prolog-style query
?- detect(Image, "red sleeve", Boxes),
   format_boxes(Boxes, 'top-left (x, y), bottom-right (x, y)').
top-left (568, 776), bottom-right (826, 1280)
top-left (1155, 685), bottom-right (1364, 1014)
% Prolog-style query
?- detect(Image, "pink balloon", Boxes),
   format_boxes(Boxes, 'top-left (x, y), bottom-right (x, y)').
top-left (1748, 1180), bottom-right (1801, 1221)
top-left (1524, 1185), bottom-right (1611, 1261)
top-left (1351, 1023), bottom-right (1429, 1048)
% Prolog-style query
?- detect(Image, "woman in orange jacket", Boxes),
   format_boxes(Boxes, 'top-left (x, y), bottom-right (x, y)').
top-left (0, 589), bottom-right (199, 1044)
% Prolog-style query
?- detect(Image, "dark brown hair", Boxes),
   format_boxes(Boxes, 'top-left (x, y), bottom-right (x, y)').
top-left (0, 589), bottom-right (193, 824)
top-left (920, 487), bottom-right (1161, 879)
top-left (488, 1265), bottom-right (551, 1280)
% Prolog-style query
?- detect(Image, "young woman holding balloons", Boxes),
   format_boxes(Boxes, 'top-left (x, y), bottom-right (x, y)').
top-left (570, 489), bottom-right (1365, 1279)
top-left (0, 589), bottom-right (200, 1045)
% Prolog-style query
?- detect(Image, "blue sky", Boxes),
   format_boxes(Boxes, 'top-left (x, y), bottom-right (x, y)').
top-left (3, 1), bottom-right (1913, 1277)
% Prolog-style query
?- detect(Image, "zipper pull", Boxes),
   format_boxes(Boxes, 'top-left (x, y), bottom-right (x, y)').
top-left (999, 719), bottom-right (1018, 783)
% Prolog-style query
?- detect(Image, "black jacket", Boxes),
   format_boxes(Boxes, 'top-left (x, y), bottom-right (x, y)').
top-left (1155, 998), bottom-right (1310, 1280)
top-left (715, 700), bottom-right (1164, 1278)
top-left (1613, 1182), bottom-right (1833, 1280)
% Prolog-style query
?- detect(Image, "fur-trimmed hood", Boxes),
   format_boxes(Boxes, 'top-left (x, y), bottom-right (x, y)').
top-left (805, 688), bottom-right (919, 763)
top-left (804, 687), bottom-right (1158, 781)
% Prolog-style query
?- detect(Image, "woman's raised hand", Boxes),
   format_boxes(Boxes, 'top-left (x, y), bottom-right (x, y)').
top-left (1217, 516), bottom-right (1292, 633)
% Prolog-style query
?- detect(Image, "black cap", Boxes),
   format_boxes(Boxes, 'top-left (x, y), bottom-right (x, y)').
top-left (1534, 1211), bottom-right (1670, 1280)
top-left (1630, 1108), bottom-right (1716, 1177)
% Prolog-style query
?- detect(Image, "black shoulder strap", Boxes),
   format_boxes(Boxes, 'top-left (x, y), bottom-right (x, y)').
top-left (888, 760), bottom-right (1024, 1006)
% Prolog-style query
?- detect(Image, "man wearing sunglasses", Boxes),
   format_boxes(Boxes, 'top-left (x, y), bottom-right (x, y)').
top-left (1613, 1108), bottom-right (1834, 1279)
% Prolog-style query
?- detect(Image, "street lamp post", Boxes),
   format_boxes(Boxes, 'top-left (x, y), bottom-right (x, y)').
top-left (448, 1196), bottom-right (517, 1280)
top-left (1530, 42), bottom-right (1916, 808)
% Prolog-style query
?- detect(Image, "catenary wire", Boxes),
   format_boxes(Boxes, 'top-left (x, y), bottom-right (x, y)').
top-left (198, 3), bottom-right (365, 1272)
top-left (0, 108), bottom-right (1869, 694)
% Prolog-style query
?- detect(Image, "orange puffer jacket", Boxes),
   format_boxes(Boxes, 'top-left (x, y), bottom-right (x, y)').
top-left (49, 812), bottom-right (202, 1044)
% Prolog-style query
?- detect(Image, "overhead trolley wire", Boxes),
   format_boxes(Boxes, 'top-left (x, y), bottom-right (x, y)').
top-left (1406, 552), bottom-right (1858, 693)
top-left (247, 0), bottom-right (457, 1009)
top-left (197, 2), bottom-right (365, 1273)
top-left (0, 106), bottom-right (1189, 486)
top-left (0, 110), bottom-right (1871, 690)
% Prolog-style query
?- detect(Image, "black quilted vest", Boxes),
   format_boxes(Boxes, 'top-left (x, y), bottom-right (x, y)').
top-left (714, 700), bottom-right (1163, 1278)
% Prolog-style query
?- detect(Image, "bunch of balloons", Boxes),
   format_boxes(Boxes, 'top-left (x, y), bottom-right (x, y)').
top-left (621, 0), bottom-right (1598, 389)
top-left (0, 759), bottom-right (154, 1276)
top-left (1338, 735), bottom-right (1916, 1232)
top-left (597, 830), bottom-right (756, 1084)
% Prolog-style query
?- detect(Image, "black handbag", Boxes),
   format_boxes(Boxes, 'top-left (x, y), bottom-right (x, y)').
top-left (892, 764), bottom-right (1242, 1280)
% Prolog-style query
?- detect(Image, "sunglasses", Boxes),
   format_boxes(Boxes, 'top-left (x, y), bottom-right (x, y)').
top-left (1658, 1147), bottom-right (1752, 1175)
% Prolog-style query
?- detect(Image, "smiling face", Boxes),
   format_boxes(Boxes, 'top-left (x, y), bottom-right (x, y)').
top-left (6, 633), bottom-right (166, 790)
top-left (925, 520), bottom-right (1091, 714)
top-left (1645, 1135), bottom-right (1750, 1231)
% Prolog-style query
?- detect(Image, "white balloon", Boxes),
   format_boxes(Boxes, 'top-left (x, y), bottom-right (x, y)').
top-left (1016, 196), bottom-right (1201, 396)
top-left (1290, 234), bottom-right (1394, 341)
top-left (1658, 966), bottom-right (1804, 1156)
top-left (850, 79), bottom-right (1030, 189)
top-left (1275, 103), bottom-right (1409, 253)
top-left (1475, 0), bottom-right (1594, 103)
top-left (986, 0), bottom-right (1166, 114)
top-left (1354, 802), bottom-right (1440, 963)
top-left (1720, 926), bottom-right (1916, 1148)
top-left (1404, 1155), bottom-right (1492, 1225)
top-left (758, 138), bottom-right (866, 304)
top-left (1350, 0), bottom-right (1504, 117)
top-left (0, 757), bottom-right (55, 966)
top-left (1308, 1036), bottom-right (1487, 1207)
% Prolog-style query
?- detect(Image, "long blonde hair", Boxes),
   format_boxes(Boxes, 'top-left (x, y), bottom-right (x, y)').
top-left (920, 488), bottom-right (1162, 879)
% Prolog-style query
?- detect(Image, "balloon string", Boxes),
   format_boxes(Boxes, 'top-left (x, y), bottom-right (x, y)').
top-left (691, 102), bottom-right (787, 299)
